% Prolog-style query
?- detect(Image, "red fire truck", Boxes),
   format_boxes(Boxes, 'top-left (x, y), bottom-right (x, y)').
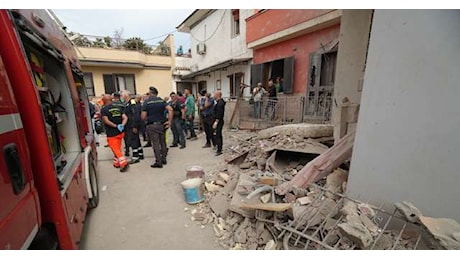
top-left (0, 9), bottom-right (99, 249)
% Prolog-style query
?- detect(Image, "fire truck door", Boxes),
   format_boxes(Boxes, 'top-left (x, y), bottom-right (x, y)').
top-left (0, 54), bottom-right (40, 249)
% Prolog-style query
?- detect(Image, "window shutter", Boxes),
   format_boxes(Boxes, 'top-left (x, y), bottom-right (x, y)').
top-left (125, 74), bottom-right (136, 94)
top-left (83, 73), bottom-right (95, 96)
top-left (103, 74), bottom-right (116, 94)
top-left (283, 56), bottom-right (295, 94)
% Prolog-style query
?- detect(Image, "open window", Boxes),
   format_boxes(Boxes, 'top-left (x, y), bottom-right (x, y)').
top-left (250, 56), bottom-right (295, 94)
top-left (103, 73), bottom-right (136, 94)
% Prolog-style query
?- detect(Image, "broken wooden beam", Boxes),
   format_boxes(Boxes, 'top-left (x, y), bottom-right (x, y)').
top-left (275, 131), bottom-right (355, 195)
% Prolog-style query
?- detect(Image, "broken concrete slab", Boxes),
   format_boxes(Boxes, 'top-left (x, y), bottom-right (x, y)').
top-left (338, 217), bottom-right (374, 249)
top-left (394, 201), bottom-right (423, 224)
top-left (240, 161), bottom-right (255, 169)
top-left (341, 200), bottom-right (359, 217)
top-left (230, 174), bottom-right (258, 218)
top-left (215, 180), bottom-right (226, 187)
top-left (296, 196), bottom-right (312, 206)
top-left (276, 131), bottom-right (355, 195)
top-left (209, 192), bottom-right (231, 218)
top-left (258, 123), bottom-right (333, 139)
top-left (357, 203), bottom-right (376, 219)
top-left (420, 216), bottom-right (460, 250)
top-left (359, 214), bottom-right (379, 235)
top-left (372, 233), bottom-right (394, 250)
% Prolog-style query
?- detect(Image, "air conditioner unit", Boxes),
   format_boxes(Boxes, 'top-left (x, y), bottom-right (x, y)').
top-left (197, 43), bottom-right (206, 55)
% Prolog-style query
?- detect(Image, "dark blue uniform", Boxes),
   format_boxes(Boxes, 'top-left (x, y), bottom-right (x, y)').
top-left (125, 98), bottom-right (144, 162)
top-left (142, 96), bottom-right (168, 167)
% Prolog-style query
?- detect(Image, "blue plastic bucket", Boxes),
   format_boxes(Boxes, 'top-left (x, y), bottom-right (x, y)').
top-left (181, 178), bottom-right (204, 204)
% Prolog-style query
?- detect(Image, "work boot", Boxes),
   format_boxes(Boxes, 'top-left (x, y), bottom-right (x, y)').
top-left (130, 158), bottom-right (140, 164)
top-left (215, 151), bottom-right (223, 156)
top-left (139, 155), bottom-right (145, 160)
top-left (179, 145), bottom-right (186, 149)
top-left (151, 163), bottom-right (163, 168)
top-left (143, 142), bottom-right (152, 147)
top-left (170, 144), bottom-right (178, 148)
top-left (162, 158), bottom-right (167, 165)
top-left (202, 144), bottom-right (211, 148)
top-left (120, 163), bottom-right (129, 172)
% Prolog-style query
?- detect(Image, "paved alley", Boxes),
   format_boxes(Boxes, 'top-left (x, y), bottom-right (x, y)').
top-left (80, 131), bottom-right (222, 249)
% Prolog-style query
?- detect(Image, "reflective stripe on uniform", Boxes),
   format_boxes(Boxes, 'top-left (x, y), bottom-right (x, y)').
top-left (0, 113), bottom-right (23, 135)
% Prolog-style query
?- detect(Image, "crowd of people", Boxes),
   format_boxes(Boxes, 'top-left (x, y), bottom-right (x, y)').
top-left (89, 87), bottom-right (225, 172)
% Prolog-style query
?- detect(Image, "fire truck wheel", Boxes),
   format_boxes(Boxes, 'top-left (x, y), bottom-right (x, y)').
top-left (88, 159), bottom-right (99, 209)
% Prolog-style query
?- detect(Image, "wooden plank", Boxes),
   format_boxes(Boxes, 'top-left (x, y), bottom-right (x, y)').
top-left (240, 203), bottom-right (292, 212)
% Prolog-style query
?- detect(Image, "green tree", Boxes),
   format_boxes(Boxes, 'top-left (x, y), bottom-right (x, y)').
top-left (123, 37), bottom-right (146, 51)
top-left (93, 38), bottom-right (105, 48)
top-left (103, 36), bottom-right (112, 48)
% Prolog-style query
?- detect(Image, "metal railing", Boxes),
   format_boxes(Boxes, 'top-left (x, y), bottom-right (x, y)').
top-left (239, 96), bottom-right (306, 126)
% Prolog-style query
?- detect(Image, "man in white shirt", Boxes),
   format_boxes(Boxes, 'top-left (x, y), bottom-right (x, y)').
top-left (252, 82), bottom-right (265, 119)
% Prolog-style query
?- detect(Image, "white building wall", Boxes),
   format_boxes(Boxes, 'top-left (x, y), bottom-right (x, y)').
top-left (189, 9), bottom-right (253, 71)
top-left (347, 10), bottom-right (460, 220)
top-left (195, 64), bottom-right (252, 99)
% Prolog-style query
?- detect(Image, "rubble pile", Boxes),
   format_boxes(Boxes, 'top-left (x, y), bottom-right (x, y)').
top-left (183, 124), bottom-right (460, 250)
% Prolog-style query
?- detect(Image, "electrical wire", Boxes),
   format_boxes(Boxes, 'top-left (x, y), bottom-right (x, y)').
top-left (189, 9), bottom-right (227, 43)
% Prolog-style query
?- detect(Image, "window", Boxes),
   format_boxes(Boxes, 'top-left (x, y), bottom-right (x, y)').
top-left (320, 52), bottom-right (337, 86)
top-left (83, 72), bottom-right (95, 96)
top-left (198, 81), bottom-right (207, 94)
top-left (250, 56), bottom-right (295, 94)
top-left (103, 74), bottom-right (136, 94)
top-left (231, 9), bottom-right (240, 37)
top-left (228, 72), bottom-right (244, 98)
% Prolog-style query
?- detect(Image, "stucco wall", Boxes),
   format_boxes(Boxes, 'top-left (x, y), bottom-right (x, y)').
top-left (246, 9), bottom-right (334, 43)
top-left (331, 10), bottom-right (373, 140)
top-left (82, 66), bottom-right (173, 97)
top-left (189, 9), bottom-right (254, 71)
top-left (348, 10), bottom-right (460, 220)
top-left (194, 64), bottom-right (252, 99)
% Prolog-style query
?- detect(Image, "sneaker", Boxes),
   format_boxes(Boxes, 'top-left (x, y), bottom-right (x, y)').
top-left (120, 164), bottom-right (129, 172)
top-left (179, 145), bottom-right (186, 149)
top-left (151, 163), bottom-right (163, 168)
top-left (190, 137), bottom-right (198, 141)
top-left (143, 142), bottom-right (152, 148)
top-left (170, 144), bottom-right (178, 148)
top-left (130, 159), bottom-right (140, 164)
top-left (215, 151), bottom-right (223, 156)
top-left (202, 144), bottom-right (211, 148)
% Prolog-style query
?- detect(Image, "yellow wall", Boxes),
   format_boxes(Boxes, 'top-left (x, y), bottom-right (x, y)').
top-left (77, 47), bottom-right (172, 67)
top-left (83, 66), bottom-right (173, 97)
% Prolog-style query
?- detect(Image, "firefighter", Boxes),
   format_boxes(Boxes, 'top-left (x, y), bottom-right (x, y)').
top-left (112, 92), bottom-right (130, 157)
top-left (120, 90), bottom-right (144, 164)
top-left (141, 86), bottom-right (173, 168)
top-left (101, 94), bottom-right (129, 172)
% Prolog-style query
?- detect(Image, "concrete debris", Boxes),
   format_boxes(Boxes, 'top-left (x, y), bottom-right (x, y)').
top-left (338, 217), bottom-right (374, 248)
top-left (182, 129), bottom-right (453, 250)
top-left (296, 196), bottom-right (312, 205)
top-left (394, 201), bottom-right (422, 224)
top-left (215, 180), bottom-right (226, 187)
top-left (325, 168), bottom-right (349, 199)
top-left (257, 123), bottom-right (333, 140)
top-left (205, 182), bottom-right (221, 192)
top-left (260, 193), bottom-right (271, 204)
top-left (264, 240), bottom-right (276, 250)
top-left (420, 216), bottom-right (460, 250)
top-left (219, 173), bottom-right (229, 182)
top-left (240, 161), bottom-right (255, 169)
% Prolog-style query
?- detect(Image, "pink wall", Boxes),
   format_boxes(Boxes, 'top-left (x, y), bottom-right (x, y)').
top-left (246, 9), bottom-right (335, 43)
